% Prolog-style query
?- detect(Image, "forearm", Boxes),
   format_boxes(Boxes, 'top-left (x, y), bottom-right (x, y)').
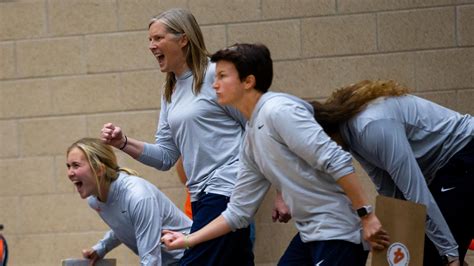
top-left (425, 207), bottom-right (459, 257)
top-left (117, 136), bottom-right (145, 159)
top-left (188, 215), bottom-right (231, 247)
top-left (338, 173), bottom-right (391, 249)
top-left (337, 172), bottom-right (370, 209)
top-left (276, 189), bottom-right (283, 198)
top-left (92, 230), bottom-right (121, 257)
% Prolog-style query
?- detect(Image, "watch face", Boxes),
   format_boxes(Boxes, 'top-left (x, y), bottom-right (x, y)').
top-left (357, 207), bottom-right (367, 217)
top-left (357, 205), bottom-right (372, 217)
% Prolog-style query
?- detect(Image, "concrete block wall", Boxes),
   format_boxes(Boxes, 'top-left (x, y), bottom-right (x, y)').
top-left (0, 0), bottom-right (473, 265)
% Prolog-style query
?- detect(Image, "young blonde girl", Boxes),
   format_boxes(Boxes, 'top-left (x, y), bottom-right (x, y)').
top-left (67, 138), bottom-right (191, 265)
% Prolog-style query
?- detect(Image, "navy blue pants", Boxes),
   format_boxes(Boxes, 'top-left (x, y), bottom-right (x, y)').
top-left (424, 139), bottom-right (474, 265)
top-left (179, 192), bottom-right (254, 266)
top-left (278, 233), bottom-right (368, 266)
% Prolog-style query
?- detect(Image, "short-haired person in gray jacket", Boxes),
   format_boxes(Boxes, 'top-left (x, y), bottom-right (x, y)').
top-left (311, 80), bottom-right (473, 266)
top-left (66, 138), bottom-right (192, 265)
top-left (161, 43), bottom-right (390, 265)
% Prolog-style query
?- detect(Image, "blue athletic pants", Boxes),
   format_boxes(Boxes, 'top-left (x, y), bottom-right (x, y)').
top-left (179, 192), bottom-right (254, 266)
top-left (278, 233), bottom-right (368, 266)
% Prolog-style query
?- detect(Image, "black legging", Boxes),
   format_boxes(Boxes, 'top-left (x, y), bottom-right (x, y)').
top-left (424, 139), bottom-right (474, 265)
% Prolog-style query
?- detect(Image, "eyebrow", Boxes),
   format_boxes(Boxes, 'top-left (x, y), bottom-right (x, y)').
top-left (67, 160), bottom-right (82, 165)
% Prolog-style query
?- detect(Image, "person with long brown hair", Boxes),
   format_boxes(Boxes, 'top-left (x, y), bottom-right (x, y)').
top-left (66, 138), bottom-right (192, 265)
top-left (311, 80), bottom-right (473, 266)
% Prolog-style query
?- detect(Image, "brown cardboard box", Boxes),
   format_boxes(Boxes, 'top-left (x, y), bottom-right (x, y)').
top-left (372, 196), bottom-right (426, 266)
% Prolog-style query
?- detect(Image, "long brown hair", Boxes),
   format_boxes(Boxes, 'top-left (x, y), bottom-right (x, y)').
top-left (311, 80), bottom-right (410, 140)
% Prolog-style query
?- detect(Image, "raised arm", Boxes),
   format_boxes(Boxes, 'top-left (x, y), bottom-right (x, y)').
top-left (100, 98), bottom-right (180, 170)
top-left (100, 123), bottom-right (144, 159)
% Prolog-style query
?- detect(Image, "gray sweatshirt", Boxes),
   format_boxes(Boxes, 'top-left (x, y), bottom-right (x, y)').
top-left (222, 92), bottom-right (363, 244)
top-left (340, 95), bottom-right (473, 257)
top-left (138, 62), bottom-right (246, 201)
top-left (88, 172), bottom-right (192, 265)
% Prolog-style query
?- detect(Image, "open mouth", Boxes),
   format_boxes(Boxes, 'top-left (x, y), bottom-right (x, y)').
top-left (72, 180), bottom-right (83, 190)
top-left (154, 53), bottom-right (164, 63)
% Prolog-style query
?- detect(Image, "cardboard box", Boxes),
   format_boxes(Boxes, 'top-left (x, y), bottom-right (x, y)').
top-left (371, 195), bottom-right (426, 266)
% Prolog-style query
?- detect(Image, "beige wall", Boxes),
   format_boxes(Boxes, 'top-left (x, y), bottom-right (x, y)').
top-left (1, 0), bottom-right (473, 265)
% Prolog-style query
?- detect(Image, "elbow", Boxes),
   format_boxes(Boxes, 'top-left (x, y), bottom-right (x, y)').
top-left (158, 162), bottom-right (173, 171)
top-left (223, 211), bottom-right (251, 231)
top-left (140, 254), bottom-right (160, 265)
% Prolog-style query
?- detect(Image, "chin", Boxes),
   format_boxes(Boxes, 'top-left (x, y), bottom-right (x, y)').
top-left (216, 97), bottom-right (228, 105)
top-left (77, 190), bottom-right (91, 199)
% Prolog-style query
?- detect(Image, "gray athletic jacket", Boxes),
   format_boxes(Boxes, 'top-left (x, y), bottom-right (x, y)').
top-left (340, 95), bottom-right (473, 256)
top-left (222, 92), bottom-right (363, 244)
top-left (88, 172), bottom-right (192, 265)
top-left (138, 62), bottom-right (246, 201)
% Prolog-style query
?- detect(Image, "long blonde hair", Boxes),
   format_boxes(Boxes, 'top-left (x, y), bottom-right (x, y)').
top-left (311, 80), bottom-right (410, 143)
top-left (149, 8), bottom-right (209, 103)
top-left (67, 138), bottom-right (138, 200)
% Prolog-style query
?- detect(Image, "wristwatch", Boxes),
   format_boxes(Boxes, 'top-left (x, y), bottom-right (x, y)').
top-left (356, 205), bottom-right (373, 218)
top-left (441, 255), bottom-right (458, 264)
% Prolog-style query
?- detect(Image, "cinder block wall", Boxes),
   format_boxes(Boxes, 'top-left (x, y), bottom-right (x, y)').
top-left (1, 1), bottom-right (473, 265)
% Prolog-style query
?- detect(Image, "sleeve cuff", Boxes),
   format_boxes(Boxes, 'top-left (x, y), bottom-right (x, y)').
top-left (92, 242), bottom-right (106, 258)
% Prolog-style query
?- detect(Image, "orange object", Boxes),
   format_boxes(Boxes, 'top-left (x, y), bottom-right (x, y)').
top-left (469, 239), bottom-right (474, 250)
top-left (176, 158), bottom-right (192, 219)
top-left (0, 239), bottom-right (4, 260)
top-left (184, 189), bottom-right (192, 219)
top-left (0, 234), bottom-right (7, 266)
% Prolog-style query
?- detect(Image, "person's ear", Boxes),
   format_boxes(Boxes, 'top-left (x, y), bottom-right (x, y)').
top-left (97, 163), bottom-right (106, 179)
top-left (244, 75), bottom-right (256, 90)
top-left (179, 33), bottom-right (188, 48)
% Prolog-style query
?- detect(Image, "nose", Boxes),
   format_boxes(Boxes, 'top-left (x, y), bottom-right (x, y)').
top-left (212, 80), bottom-right (218, 90)
top-left (67, 168), bottom-right (74, 179)
top-left (149, 40), bottom-right (157, 50)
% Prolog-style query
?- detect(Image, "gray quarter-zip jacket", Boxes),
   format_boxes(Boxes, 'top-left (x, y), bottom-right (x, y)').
top-left (340, 95), bottom-right (473, 256)
top-left (89, 172), bottom-right (192, 265)
top-left (138, 62), bottom-right (246, 201)
top-left (222, 92), bottom-right (363, 244)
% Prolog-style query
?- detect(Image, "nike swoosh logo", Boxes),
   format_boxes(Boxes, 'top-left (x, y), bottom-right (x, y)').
top-left (121, 210), bottom-right (127, 213)
top-left (257, 124), bottom-right (264, 129)
top-left (441, 187), bottom-right (455, 192)
top-left (315, 259), bottom-right (324, 266)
